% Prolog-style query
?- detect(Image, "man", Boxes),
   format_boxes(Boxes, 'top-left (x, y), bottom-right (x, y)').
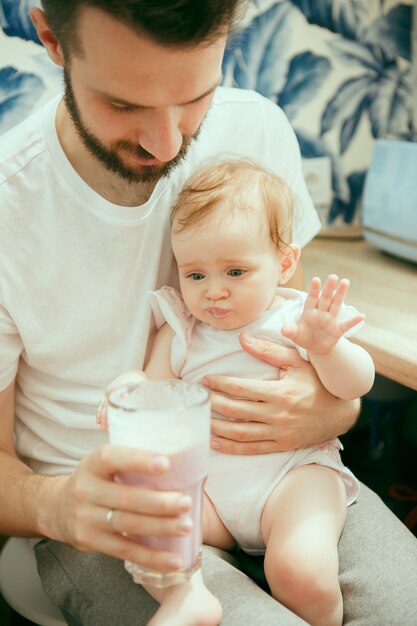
top-left (0, 1), bottom-right (416, 624)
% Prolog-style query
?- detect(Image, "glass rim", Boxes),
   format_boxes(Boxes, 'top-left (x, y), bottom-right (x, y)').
top-left (107, 379), bottom-right (210, 411)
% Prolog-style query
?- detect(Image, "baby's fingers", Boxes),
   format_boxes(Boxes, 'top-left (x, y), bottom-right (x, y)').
top-left (317, 274), bottom-right (339, 311)
top-left (339, 313), bottom-right (365, 334)
top-left (96, 370), bottom-right (146, 433)
top-left (304, 277), bottom-right (321, 310)
top-left (329, 278), bottom-right (350, 317)
top-left (96, 397), bottom-right (108, 432)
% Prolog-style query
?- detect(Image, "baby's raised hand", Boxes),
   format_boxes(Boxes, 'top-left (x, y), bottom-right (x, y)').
top-left (281, 275), bottom-right (365, 356)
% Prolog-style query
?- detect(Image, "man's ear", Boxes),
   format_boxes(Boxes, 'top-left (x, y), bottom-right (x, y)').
top-left (279, 244), bottom-right (301, 285)
top-left (30, 8), bottom-right (65, 67)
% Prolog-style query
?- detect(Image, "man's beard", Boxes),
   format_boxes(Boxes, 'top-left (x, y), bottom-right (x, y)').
top-left (63, 68), bottom-right (203, 184)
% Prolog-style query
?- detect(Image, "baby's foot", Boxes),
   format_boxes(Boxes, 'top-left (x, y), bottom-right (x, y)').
top-left (147, 570), bottom-right (222, 626)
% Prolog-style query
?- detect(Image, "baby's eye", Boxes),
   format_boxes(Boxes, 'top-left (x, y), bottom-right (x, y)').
top-left (227, 268), bottom-right (246, 277)
top-left (188, 273), bottom-right (206, 281)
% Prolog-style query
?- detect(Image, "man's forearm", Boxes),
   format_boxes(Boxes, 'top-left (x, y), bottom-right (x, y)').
top-left (0, 450), bottom-right (66, 538)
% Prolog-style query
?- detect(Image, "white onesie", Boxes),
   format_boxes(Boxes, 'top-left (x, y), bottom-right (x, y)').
top-left (150, 286), bottom-right (360, 555)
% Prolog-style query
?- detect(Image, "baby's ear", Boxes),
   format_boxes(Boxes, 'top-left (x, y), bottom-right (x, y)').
top-left (279, 244), bottom-right (301, 285)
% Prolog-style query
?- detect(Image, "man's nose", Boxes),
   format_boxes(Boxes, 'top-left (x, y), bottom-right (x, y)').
top-left (138, 107), bottom-right (183, 162)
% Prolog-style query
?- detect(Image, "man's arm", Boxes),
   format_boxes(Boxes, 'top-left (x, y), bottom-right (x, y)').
top-left (0, 379), bottom-right (58, 537)
top-left (0, 380), bottom-right (194, 574)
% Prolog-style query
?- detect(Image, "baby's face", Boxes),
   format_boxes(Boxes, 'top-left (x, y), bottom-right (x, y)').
top-left (172, 210), bottom-right (285, 330)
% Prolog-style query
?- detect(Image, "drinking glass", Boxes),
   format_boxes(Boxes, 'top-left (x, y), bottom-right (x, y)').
top-left (107, 380), bottom-right (210, 588)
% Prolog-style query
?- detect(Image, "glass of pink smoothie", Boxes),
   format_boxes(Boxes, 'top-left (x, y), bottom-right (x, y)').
top-left (107, 380), bottom-right (210, 588)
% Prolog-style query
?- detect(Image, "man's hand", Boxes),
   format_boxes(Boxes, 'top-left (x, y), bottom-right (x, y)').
top-left (46, 444), bottom-right (193, 574)
top-left (204, 332), bottom-right (359, 454)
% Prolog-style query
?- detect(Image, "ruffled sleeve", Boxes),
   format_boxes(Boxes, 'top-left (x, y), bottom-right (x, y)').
top-left (149, 287), bottom-right (195, 376)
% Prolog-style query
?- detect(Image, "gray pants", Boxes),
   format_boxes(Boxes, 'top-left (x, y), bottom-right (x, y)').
top-left (35, 484), bottom-right (417, 625)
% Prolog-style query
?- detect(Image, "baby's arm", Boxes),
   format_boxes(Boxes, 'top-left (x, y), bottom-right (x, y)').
top-left (97, 324), bottom-right (178, 431)
top-left (145, 323), bottom-right (179, 380)
top-left (282, 275), bottom-right (375, 400)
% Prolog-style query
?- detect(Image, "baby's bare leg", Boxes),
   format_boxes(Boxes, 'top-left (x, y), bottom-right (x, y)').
top-left (203, 493), bottom-right (236, 551)
top-left (261, 464), bottom-right (347, 626)
top-left (144, 494), bottom-right (232, 626)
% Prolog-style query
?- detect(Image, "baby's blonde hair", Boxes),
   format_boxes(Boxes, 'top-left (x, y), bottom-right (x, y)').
top-left (171, 159), bottom-right (295, 251)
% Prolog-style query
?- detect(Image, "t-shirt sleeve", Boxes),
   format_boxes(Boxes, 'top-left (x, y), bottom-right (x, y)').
top-left (149, 287), bottom-right (194, 377)
top-left (259, 97), bottom-right (321, 248)
top-left (0, 295), bottom-right (23, 391)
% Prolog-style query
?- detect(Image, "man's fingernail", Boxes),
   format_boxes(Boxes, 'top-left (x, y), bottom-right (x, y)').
top-left (211, 439), bottom-right (220, 450)
top-left (152, 455), bottom-right (170, 472)
top-left (179, 495), bottom-right (192, 511)
top-left (168, 555), bottom-right (183, 570)
top-left (179, 517), bottom-right (193, 533)
top-left (200, 377), bottom-right (209, 387)
top-left (243, 333), bottom-right (255, 345)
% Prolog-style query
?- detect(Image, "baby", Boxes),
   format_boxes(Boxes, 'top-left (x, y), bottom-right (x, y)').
top-left (101, 159), bottom-right (375, 626)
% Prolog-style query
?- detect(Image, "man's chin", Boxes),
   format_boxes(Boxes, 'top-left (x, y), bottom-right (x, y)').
top-left (130, 164), bottom-right (169, 183)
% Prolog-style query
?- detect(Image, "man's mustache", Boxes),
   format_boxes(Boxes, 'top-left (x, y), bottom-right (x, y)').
top-left (115, 141), bottom-right (156, 160)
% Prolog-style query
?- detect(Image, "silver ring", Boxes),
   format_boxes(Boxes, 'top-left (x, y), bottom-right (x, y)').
top-left (106, 509), bottom-right (115, 529)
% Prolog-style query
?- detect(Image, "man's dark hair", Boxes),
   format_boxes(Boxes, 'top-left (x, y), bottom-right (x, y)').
top-left (41, 0), bottom-right (244, 58)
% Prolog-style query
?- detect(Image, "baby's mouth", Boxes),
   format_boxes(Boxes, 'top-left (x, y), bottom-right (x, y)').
top-left (207, 307), bottom-right (231, 319)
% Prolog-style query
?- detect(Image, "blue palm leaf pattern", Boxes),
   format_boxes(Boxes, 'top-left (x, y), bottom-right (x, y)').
top-left (1, 0), bottom-right (41, 43)
top-left (370, 67), bottom-right (412, 137)
top-left (278, 51), bottom-right (331, 120)
top-left (223, 7), bottom-right (333, 121)
top-left (326, 39), bottom-right (383, 72)
top-left (321, 34), bottom-right (412, 151)
top-left (340, 94), bottom-right (372, 153)
top-left (321, 75), bottom-right (376, 136)
top-left (364, 4), bottom-right (412, 61)
top-left (296, 130), bottom-right (349, 203)
top-left (328, 171), bottom-right (366, 224)
top-left (225, 1), bottom-right (412, 223)
top-left (296, 130), bottom-right (366, 225)
top-left (0, 66), bottom-right (44, 133)
top-left (288, 0), bottom-right (367, 39)
top-left (223, 2), bottom-right (295, 98)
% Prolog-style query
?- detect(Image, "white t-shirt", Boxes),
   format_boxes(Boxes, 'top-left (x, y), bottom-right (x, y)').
top-left (0, 87), bottom-right (321, 474)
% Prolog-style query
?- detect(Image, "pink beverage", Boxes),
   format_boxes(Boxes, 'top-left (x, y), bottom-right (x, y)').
top-left (107, 380), bottom-right (210, 588)
top-left (118, 443), bottom-right (207, 572)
